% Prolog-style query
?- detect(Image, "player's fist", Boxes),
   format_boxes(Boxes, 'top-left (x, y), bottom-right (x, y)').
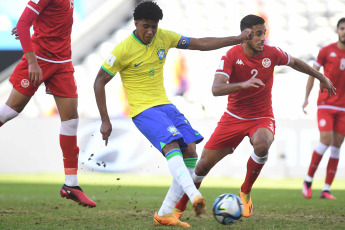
top-left (239, 28), bottom-right (254, 42)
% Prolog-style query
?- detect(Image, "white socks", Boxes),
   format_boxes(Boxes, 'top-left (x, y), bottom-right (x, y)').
top-left (158, 149), bottom-right (201, 215)
top-left (315, 142), bottom-right (328, 155)
top-left (250, 151), bottom-right (268, 164)
top-left (166, 149), bottom-right (201, 202)
top-left (330, 146), bottom-right (340, 159)
top-left (0, 104), bottom-right (19, 124)
top-left (305, 175), bottom-right (313, 183)
top-left (322, 183), bottom-right (331, 191)
top-left (65, 174), bottom-right (79, 187)
top-left (60, 118), bottom-right (79, 136)
top-left (158, 178), bottom-right (184, 216)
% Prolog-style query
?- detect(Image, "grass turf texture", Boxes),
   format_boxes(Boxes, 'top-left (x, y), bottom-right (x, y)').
top-left (0, 174), bottom-right (344, 229)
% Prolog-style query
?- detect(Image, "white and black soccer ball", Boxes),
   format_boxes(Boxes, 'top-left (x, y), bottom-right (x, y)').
top-left (212, 193), bottom-right (243, 225)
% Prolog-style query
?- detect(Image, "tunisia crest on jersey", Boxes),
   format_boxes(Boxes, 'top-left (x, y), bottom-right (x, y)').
top-left (262, 58), bottom-right (271, 68)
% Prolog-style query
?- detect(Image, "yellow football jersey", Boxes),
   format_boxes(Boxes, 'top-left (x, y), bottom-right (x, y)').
top-left (102, 28), bottom-right (190, 117)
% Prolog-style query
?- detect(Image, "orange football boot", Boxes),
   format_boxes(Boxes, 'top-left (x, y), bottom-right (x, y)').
top-left (153, 212), bottom-right (191, 228)
top-left (192, 195), bottom-right (206, 217)
top-left (239, 191), bottom-right (253, 217)
top-left (173, 207), bottom-right (184, 219)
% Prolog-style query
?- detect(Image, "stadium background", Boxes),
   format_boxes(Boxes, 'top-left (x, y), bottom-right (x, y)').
top-left (0, 0), bottom-right (344, 180)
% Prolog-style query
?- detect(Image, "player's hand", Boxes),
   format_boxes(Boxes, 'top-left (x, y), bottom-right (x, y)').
top-left (11, 27), bottom-right (19, 40)
top-left (302, 100), bottom-right (308, 114)
top-left (239, 28), bottom-right (254, 42)
top-left (320, 75), bottom-right (336, 97)
top-left (242, 78), bottom-right (265, 89)
top-left (100, 120), bottom-right (112, 146)
top-left (28, 62), bottom-right (43, 87)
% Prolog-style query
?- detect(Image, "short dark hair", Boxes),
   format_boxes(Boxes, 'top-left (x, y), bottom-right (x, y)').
top-left (240, 15), bottom-right (265, 31)
top-left (133, 1), bottom-right (163, 22)
top-left (337, 18), bottom-right (345, 28)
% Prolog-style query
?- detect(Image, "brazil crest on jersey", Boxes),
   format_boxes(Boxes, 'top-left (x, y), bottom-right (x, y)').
top-left (102, 28), bottom-right (190, 117)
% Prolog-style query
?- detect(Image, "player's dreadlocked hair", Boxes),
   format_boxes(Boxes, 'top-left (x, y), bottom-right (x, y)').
top-left (133, 1), bottom-right (163, 22)
top-left (240, 15), bottom-right (265, 32)
top-left (337, 18), bottom-right (345, 28)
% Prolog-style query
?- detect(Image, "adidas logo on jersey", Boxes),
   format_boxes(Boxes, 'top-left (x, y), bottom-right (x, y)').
top-left (329, 52), bottom-right (337, 57)
top-left (236, 59), bottom-right (244, 65)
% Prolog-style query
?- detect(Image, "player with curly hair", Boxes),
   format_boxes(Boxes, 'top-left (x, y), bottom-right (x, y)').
top-left (94, 1), bottom-right (253, 227)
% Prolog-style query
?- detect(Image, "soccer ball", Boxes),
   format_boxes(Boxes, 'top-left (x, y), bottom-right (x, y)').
top-left (212, 193), bottom-right (243, 225)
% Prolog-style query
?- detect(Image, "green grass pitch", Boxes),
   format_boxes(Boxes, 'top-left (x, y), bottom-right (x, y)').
top-left (0, 173), bottom-right (344, 229)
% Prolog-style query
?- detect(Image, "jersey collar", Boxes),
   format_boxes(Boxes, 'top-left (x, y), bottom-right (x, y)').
top-left (132, 30), bottom-right (155, 46)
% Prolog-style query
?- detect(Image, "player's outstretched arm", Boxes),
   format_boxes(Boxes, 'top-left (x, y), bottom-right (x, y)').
top-left (187, 29), bottom-right (253, 51)
top-left (288, 56), bottom-right (336, 97)
top-left (302, 64), bottom-right (320, 114)
top-left (212, 74), bottom-right (265, 96)
top-left (94, 68), bottom-right (113, 146)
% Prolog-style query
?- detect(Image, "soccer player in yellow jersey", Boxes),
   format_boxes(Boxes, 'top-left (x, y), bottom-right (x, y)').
top-left (94, 1), bottom-right (253, 227)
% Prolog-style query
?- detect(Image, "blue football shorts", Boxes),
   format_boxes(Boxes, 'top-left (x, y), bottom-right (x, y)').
top-left (132, 104), bottom-right (204, 153)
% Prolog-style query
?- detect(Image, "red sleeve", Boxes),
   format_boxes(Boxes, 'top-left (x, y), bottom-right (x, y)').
top-left (216, 51), bottom-right (233, 79)
top-left (315, 47), bottom-right (326, 67)
top-left (273, 46), bottom-right (290, 66)
top-left (16, 7), bottom-right (38, 53)
top-left (27, 0), bottom-right (51, 14)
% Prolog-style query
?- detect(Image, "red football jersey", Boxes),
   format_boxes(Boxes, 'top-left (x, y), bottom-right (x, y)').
top-left (27, 0), bottom-right (74, 62)
top-left (315, 43), bottom-right (345, 108)
top-left (216, 44), bottom-right (290, 119)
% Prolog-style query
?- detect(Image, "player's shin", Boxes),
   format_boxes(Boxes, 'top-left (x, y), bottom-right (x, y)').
top-left (174, 157), bottom-right (197, 212)
top-left (306, 142), bottom-right (328, 181)
top-left (166, 149), bottom-right (200, 199)
top-left (241, 152), bottom-right (267, 194)
top-left (0, 104), bottom-right (19, 127)
top-left (175, 170), bottom-right (204, 213)
top-left (60, 118), bottom-right (79, 186)
top-left (158, 178), bottom-right (184, 216)
top-left (325, 146), bottom-right (340, 186)
top-left (184, 157), bottom-right (198, 178)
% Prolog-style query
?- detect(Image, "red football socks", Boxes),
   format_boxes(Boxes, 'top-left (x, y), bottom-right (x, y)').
top-left (307, 151), bottom-right (323, 178)
top-left (325, 157), bottom-right (339, 185)
top-left (60, 134), bottom-right (79, 175)
top-left (241, 156), bottom-right (264, 194)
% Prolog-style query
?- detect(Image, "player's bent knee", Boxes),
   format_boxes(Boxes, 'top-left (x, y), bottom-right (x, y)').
top-left (195, 164), bottom-right (210, 176)
top-left (253, 142), bottom-right (271, 156)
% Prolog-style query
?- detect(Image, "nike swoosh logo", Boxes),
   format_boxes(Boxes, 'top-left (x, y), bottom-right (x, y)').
top-left (195, 132), bottom-right (200, 135)
top-left (134, 62), bottom-right (143, 67)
